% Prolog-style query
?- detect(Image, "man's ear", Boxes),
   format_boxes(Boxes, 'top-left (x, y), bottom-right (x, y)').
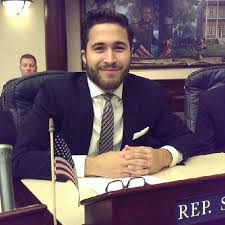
top-left (81, 50), bottom-right (87, 65)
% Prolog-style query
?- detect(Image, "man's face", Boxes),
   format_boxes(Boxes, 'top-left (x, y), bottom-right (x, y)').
top-left (143, 7), bottom-right (153, 23)
top-left (20, 58), bottom-right (37, 76)
top-left (81, 23), bottom-right (131, 91)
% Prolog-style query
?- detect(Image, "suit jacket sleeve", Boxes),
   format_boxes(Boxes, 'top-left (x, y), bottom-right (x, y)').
top-left (195, 93), bottom-right (217, 152)
top-left (12, 81), bottom-right (61, 179)
top-left (148, 85), bottom-right (205, 159)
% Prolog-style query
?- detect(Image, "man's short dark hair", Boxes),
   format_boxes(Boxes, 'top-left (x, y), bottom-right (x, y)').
top-left (20, 54), bottom-right (37, 64)
top-left (81, 8), bottom-right (133, 50)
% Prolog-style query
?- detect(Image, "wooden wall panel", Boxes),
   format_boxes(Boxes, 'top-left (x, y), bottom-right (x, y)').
top-left (45, 0), bottom-right (67, 70)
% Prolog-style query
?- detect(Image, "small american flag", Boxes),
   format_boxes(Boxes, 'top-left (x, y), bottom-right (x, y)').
top-left (54, 134), bottom-right (79, 190)
top-left (132, 38), bottom-right (153, 58)
top-left (159, 38), bottom-right (173, 58)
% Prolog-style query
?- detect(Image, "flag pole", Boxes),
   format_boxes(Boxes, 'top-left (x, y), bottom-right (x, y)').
top-left (49, 118), bottom-right (57, 225)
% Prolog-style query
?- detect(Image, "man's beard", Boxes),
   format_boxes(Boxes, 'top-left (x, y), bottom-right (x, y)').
top-left (86, 64), bottom-right (130, 91)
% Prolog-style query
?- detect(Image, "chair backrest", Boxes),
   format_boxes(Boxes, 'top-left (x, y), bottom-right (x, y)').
top-left (184, 66), bottom-right (225, 132)
top-left (1, 71), bottom-right (74, 131)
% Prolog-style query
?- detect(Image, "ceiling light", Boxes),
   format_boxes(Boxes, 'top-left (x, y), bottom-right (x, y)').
top-left (2, 0), bottom-right (32, 15)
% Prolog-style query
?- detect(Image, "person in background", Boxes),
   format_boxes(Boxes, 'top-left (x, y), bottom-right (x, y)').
top-left (132, 4), bottom-right (159, 58)
top-left (20, 54), bottom-right (37, 76)
top-left (12, 8), bottom-right (205, 180)
top-left (0, 54), bottom-right (38, 108)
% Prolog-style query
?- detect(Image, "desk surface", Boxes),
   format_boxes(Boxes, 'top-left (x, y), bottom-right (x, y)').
top-left (155, 152), bottom-right (225, 182)
top-left (131, 67), bottom-right (200, 80)
top-left (22, 153), bottom-right (225, 225)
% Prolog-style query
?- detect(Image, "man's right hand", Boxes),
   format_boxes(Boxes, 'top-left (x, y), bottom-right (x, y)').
top-left (84, 151), bottom-right (131, 178)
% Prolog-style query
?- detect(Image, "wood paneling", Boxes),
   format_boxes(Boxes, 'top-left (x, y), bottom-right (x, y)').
top-left (156, 79), bottom-right (185, 113)
top-left (45, 0), bottom-right (67, 70)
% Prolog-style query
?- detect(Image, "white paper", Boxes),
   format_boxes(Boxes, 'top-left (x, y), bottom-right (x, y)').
top-left (79, 175), bottom-right (165, 195)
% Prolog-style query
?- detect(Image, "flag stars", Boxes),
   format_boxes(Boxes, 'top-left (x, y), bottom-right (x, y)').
top-left (53, 133), bottom-right (79, 191)
top-left (54, 134), bottom-right (74, 168)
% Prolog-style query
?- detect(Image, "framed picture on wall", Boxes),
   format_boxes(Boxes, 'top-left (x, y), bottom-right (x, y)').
top-left (81, 0), bottom-right (225, 68)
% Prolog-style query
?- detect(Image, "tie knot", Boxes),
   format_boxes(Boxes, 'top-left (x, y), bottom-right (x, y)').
top-left (102, 93), bottom-right (113, 101)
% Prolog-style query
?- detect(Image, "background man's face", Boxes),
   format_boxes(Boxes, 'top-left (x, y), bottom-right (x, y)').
top-left (143, 7), bottom-right (153, 23)
top-left (81, 23), bottom-right (131, 91)
top-left (20, 58), bottom-right (37, 76)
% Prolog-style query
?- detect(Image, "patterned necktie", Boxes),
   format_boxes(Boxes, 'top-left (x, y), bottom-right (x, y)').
top-left (98, 93), bottom-right (114, 153)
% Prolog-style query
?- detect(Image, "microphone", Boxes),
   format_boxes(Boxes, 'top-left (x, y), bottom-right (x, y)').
top-left (0, 111), bottom-right (16, 212)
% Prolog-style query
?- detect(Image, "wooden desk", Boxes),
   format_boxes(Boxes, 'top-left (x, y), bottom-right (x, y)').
top-left (20, 179), bottom-right (96, 225)
top-left (131, 68), bottom-right (201, 113)
top-left (21, 153), bottom-right (225, 225)
top-left (155, 79), bottom-right (185, 112)
top-left (155, 153), bottom-right (225, 182)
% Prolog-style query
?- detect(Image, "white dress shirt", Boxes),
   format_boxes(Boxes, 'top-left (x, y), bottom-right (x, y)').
top-left (72, 77), bottom-right (182, 177)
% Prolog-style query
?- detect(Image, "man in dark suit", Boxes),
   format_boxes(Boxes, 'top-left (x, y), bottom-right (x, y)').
top-left (195, 85), bottom-right (225, 153)
top-left (12, 8), bottom-right (203, 180)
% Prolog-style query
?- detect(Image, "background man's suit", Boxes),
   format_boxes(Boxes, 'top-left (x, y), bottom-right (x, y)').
top-left (195, 85), bottom-right (225, 153)
top-left (13, 73), bottom-right (203, 179)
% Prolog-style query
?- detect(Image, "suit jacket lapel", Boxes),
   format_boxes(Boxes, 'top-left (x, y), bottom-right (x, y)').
top-left (121, 75), bottom-right (139, 149)
top-left (71, 74), bottom-right (93, 153)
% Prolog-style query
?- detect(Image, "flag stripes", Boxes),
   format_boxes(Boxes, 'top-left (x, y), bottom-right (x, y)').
top-left (55, 156), bottom-right (79, 189)
top-left (54, 134), bottom-right (79, 190)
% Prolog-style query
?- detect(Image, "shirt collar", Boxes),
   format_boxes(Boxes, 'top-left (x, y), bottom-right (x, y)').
top-left (87, 76), bottom-right (123, 99)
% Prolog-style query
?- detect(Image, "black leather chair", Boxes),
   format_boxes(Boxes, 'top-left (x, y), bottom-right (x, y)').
top-left (184, 66), bottom-right (225, 132)
top-left (1, 71), bottom-right (74, 131)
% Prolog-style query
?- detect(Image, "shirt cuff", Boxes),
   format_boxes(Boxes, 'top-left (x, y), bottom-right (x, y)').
top-left (72, 155), bottom-right (87, 177)
top-left (161, 145), bottom-right (183, 167)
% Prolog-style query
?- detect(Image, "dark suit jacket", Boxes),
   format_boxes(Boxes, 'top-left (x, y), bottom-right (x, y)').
top-left (12, 73), bottom-right (204, 179)
top-left (195, 85), bottom-right (225, 153)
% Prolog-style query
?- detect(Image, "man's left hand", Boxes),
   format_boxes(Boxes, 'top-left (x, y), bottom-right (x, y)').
top-left (123, 145), bottom-right (172, 176)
